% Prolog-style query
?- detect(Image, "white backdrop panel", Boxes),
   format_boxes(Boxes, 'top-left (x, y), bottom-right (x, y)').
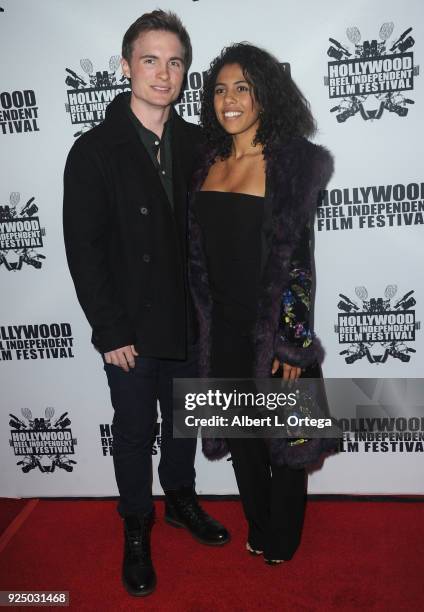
top-left (0, 0), bottom-right (423, 497)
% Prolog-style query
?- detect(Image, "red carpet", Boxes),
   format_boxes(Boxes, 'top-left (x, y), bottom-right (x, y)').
top-left (0, 499), bottom-right (27, 535)
top-left (0, 499), bottom-right (422, 611)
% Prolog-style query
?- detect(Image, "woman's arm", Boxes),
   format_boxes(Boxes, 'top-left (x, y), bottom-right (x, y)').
top-left (273, 222), bottom-right (323, 370)
top-left (273, 143), bottom-right (333, 372)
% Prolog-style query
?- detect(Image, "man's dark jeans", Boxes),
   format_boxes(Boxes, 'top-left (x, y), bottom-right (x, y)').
top-left (104, 347), bottom-right (198, 517)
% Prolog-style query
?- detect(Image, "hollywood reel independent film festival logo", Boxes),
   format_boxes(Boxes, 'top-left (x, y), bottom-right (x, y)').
top-left (0, 89), bottom-right (40, 135)
top-left (100, 422), bottom-right (161, 457)
top-left (0, 192), bottom-right (45, 271)
top-left (336, 285), bottom-right (420, 364)
top-left (9, 407), bottom-right (77, 474)
top-left (325, 23), bottom-right (419, 122)
top-left (65, 56), bottom-right (130, 137)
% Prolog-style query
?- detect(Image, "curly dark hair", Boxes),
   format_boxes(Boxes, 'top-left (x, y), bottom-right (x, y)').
top-left (200, 43), bottom-right (316, 159)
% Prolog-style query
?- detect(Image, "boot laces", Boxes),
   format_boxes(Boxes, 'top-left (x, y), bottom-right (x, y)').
top-left (178, 494), bottom-right (212, 525)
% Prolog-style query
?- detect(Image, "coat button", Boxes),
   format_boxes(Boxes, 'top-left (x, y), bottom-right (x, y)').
top-left (140, 206), bottom-right (149, 215)
top-left (142, 254), bottom-right (151, 263)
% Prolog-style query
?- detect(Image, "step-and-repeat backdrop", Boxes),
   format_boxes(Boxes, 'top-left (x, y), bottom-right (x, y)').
top-left (1, 0), bottom-right (423, 497)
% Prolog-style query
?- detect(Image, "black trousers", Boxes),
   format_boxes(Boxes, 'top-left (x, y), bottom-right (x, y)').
top-left (227, 438), bottom-right (306, 559)
top-left (104, 346), bottom-right (198, 517)
top-left (211, 316), bottom-right (306, 560)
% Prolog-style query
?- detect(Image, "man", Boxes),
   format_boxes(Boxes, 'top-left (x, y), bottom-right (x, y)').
top-left (63, 10), bottom-right (229, 598)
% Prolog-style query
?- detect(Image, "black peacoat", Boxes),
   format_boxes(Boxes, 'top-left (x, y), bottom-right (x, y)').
top-left (63, 92), bottom-right (202, 358)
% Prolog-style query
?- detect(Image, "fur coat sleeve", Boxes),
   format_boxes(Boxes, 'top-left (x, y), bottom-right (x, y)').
top-left (272, 142), bottom-right (333, 368)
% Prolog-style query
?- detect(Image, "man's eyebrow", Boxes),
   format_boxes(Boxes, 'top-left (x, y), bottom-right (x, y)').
top-left (139, 54), bottom-right (184, 62)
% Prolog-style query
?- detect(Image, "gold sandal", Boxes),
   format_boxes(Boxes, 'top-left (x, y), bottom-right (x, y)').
top-left (246, 542), bottom-right (263, 555)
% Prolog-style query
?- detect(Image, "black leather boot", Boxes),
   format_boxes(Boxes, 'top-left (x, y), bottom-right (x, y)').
top-left (165, 486), bottom-right (230, 545)
top-left (122, 509), bottom-right (156, 597)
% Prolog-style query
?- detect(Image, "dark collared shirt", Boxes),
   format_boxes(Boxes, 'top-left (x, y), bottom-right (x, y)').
top-left (126, 102), bottom-right (174, 209)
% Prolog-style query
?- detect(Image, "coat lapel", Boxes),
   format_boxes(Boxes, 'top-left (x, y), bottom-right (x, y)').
top-left (260, 169), bottom-right (274, 277)
top-left (106, 94), bottom-right (172, 213)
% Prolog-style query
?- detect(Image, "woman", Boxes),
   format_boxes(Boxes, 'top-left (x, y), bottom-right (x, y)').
top-left (189, 44), bottom-right (334, 563)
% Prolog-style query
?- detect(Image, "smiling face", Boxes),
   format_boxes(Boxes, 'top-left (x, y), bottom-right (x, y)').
top-left (121, 29), bottom-right (185, 113)
top-left (213, 63), bottom-right (261, 139)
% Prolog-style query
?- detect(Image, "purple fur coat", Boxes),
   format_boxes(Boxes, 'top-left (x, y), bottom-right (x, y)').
top-left (188, 137), bottom-right (334, 465)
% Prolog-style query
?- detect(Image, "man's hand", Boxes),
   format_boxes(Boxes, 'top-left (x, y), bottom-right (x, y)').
top-left (104, 345), bottom-right (139, 372)
top-left (272, 358), bottom-right (301, 381)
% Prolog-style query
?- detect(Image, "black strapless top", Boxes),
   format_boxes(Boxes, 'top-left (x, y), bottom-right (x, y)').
top-left (193, 191), bottom-right (264, 329)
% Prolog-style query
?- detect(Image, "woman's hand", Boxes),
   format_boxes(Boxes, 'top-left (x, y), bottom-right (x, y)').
top-left (272, 358), bottom-right (301, 380)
